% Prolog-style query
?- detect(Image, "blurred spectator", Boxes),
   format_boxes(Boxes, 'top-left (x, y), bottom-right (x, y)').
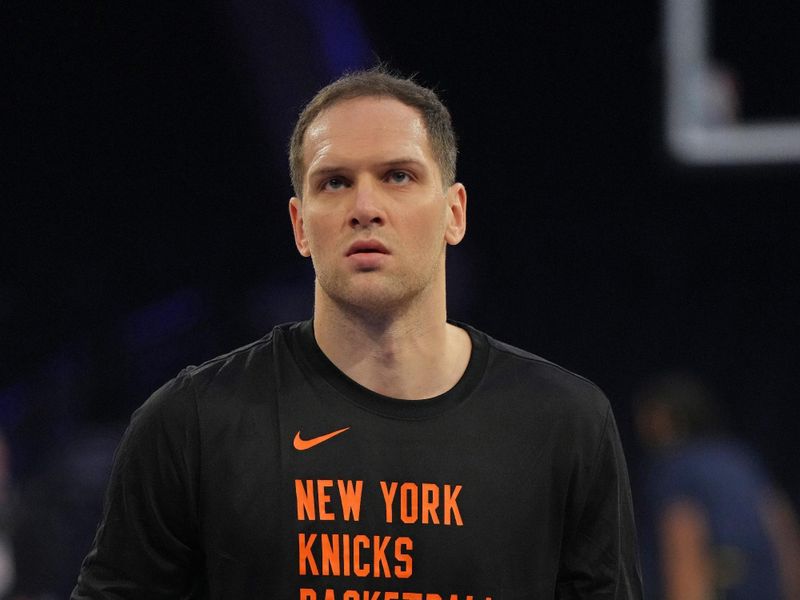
top-left (0, 431), bottom-right (15, 598)
top-left (9, 426), bottom-right (120, 599)
top-left (634, 372), bottom-right (800, 600)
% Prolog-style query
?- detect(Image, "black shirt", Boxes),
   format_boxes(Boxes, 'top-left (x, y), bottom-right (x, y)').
top-left (72, 321), bottom-right (642, 599)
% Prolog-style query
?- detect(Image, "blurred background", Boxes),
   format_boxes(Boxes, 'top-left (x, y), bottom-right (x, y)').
top-left (3, 0), bottom-right (800, 597)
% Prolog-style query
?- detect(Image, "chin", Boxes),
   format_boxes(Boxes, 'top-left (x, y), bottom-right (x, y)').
top-left (344, 287), bottom-right (409, 313)
top-left (321, 276), bottom-right (419, 315)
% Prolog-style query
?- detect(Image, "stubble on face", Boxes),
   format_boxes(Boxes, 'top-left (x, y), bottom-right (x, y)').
top-left (311, 231), bottom-right (448, 320)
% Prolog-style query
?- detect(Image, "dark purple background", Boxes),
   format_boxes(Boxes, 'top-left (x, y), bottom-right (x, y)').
top-left (3, 1), bottom-right (800, 592)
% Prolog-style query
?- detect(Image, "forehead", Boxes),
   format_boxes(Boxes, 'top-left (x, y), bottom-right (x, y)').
top-left (303, 96), bottom-right (435, 172)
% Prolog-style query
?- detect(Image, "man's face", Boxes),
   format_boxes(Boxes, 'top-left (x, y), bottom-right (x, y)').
top-left (289, 96), bottom-right (466, 314)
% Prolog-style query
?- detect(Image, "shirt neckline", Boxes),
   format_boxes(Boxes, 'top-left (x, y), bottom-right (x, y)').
top-left (289, 319), bottom-right (489, 420)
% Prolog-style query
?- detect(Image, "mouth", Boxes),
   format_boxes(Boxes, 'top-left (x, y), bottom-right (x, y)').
top-left (346, 240), bottom-right (389, 256)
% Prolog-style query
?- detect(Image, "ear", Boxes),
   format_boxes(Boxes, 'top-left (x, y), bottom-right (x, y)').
top-left (444, 183), bottom-right (467, 246)
top-left (288, 197), bottom-right (311, 257)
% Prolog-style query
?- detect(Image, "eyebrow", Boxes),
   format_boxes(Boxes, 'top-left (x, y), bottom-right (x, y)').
top-left (308, 158), bottom-right (429, 178)
top-left (378, 158), bottom-right (428, 170)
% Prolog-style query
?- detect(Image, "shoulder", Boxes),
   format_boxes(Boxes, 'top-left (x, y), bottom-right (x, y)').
top-left (131, 322), bottom-right (301, 430)
top-left (182, 321), bottom-right (299, 390)
top-left (462, 322), bottom-right (611, 423)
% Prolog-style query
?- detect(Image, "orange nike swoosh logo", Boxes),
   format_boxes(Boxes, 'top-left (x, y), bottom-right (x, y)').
top-left (293, 427), bottom-right (350, 451)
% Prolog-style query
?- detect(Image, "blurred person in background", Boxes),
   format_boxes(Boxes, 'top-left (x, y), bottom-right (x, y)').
top-left (8, 427), bottom-right (119, 600)
top-left (0, 431), bottom-right (14, 598)
top-left (634, 371), bottom-right (800, 600)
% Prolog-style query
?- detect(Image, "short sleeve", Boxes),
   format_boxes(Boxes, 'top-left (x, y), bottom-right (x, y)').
top-left (71, 370), bottom-right (204, 599)
top-left (557, 406), bottom-right (643, 599)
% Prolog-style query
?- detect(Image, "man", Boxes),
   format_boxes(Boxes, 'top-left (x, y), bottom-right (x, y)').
top-left (634, 372), bottom-right (800, 600)
top-left (72, 68), bottom-right (642, 599)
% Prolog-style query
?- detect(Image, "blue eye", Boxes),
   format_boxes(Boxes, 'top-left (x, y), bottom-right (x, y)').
top-left (388, 171), bottom-right (410, 184)
top-left (324, 177), bottom-right (347, 191)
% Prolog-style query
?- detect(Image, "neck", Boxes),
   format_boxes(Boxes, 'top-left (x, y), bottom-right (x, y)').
top-left (312, 282), bottom-right (471, 400)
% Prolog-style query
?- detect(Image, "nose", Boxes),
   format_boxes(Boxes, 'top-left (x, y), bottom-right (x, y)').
top-left (349, 179), bottom-right (385, 228)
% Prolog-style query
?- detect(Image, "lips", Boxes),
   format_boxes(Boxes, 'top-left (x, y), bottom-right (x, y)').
top-left (346, 240), bottom-right (389, 256)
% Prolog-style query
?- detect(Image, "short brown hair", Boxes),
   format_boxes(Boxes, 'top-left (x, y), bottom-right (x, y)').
top-left (289, 66), bottom-right (457, 197)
